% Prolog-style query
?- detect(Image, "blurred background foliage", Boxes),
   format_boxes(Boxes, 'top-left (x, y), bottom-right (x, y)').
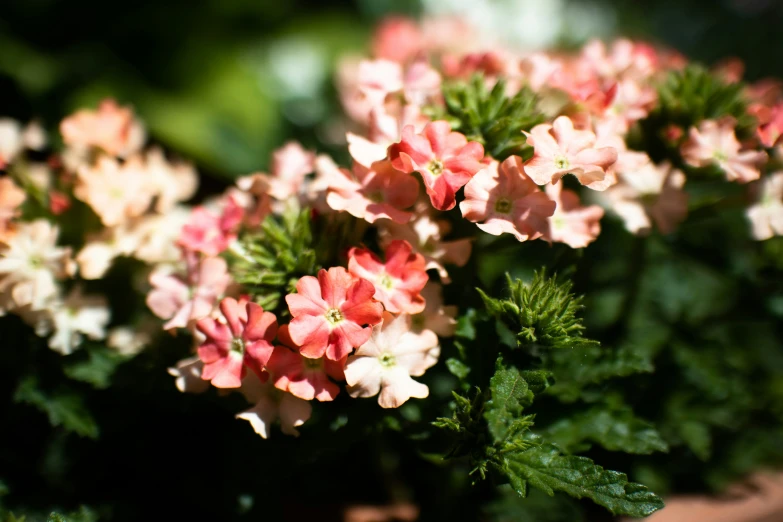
top-left (1, 0), bottom-right (783, 181)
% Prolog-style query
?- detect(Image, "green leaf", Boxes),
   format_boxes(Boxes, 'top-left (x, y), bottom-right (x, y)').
top-left (46, 507), bottom-right (97, 522)
top-left (485, 357), bottom-right (534, 443)
top-left (14, 376), bottom-right (99, 439)
top-left (544, 405), bottom-right (669, 455)
top-left (64, 345), bottom-right (129, 389)
top-left (446, 358), bottom-right (471, 380)
top-left (499, 444), bottom-right (665, 517)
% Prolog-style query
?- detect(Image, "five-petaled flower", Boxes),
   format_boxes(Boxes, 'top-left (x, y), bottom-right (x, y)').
top-left (286, 267), bottom-right (384, 361)
top-left (196, 297), bottom-right (278, 388)
top-left (523, 116), bottom-right (618, 188)
top-left (388, 121), bottom-right (485, 211)
top-left (348, 239), bottom-right (428, 314)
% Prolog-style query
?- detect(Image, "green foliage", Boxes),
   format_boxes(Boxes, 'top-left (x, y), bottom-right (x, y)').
top-left (484, 358), bottom-right (535, 442)
top-left (430, 76), bottom-right (546, 160)
top-left (544, 405), bottom-right (669, 455)
top-left (13, 377), bottom-right (98, 439)
top-left (230, 206), bottom-right (319, 311)
top-left (478, 272), bottom-right (598, 350)
top-left (63, 346), bottom-right (129, 389)
top-left (500, 443), bottom-right (664, 518)
top-left (46, 508), bottom-right (97, 522)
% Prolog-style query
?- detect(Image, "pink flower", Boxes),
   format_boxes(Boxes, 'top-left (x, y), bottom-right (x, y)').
top-left (60, 99), bottom-right (145, 158)
top-left (266, 325), bottom-right (344, 402)
top-left (411, 282), bottom-right (458, 338)
top-left (389, 121), bottom-right (485, 211)
top-left (544, 182), bottom-right (604, 248)
top-left (682, 118), bottom-right (768, 183)
top-left (320, 156), bottom-right (419, 224)
top-left (460, 156), bottom-right (555, 241)
top-left (377, 210), bottom-right (471, 284)
top-left (178, 196), bottom-right (243, 256)
top-left (196, 297), bottom-right (278, 388)
top-left (286, 267), bottom-right (384, 361)
top-left (754, 104), bottom-right (783, 148)
top-left (747, 172), bottom-right (783, 240)
top-left (606, 161), bottom-right (688, 235)
top-left (523, 116), bottom-right (618, 188)
top-left (236, 373), bottom-right (311, 439)
top-left (348, 240), bottom-right (428, 314)
top-left (371, 17), bottom-right (423, 63)
top-left (0, 177), bottom-right (25, 241)
top-left (358, 59), bottom-right (404, 108)
top-left (344, 312), bottom-right (440, 409)
top-left (147, 255), bottom-right (231, 330)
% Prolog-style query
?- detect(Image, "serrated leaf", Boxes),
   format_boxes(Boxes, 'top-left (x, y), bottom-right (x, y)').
top-left (544, 405), bottom-right (669, 455)
top-left (446, 358), bottom-right (471, 380)
top-left (500, 444), bottom-right (665, 517)
top-left (64, 345), bottom-right (129, 389)
top-left (484, 357), bottom-right (534, 442)
top-left (14, 376), bottom-right (98, 439)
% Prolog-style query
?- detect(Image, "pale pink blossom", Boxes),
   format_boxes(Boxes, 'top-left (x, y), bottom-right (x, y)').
top-left (348, 240), bottom-right (428, 314)
top-left (0, 119), bottom-right (23, 168)
top-left (378, 210), bottom-right (471, 283)
top-left (266, 324), bottom-right (344, 402)
top-left (580, 39), bottom-right (658, 81)
top-left (236, 373), bottom-right (312, 439)
top-left (523, 116), bottom-right (618, 188)
top-left (345, 312), bottom-right (440, 409)
top-left (132, 207), bottom-right (192, 264)
top-left (358, 59), bottom-right (404, 108)
top-left (411, 282), bottom-right (458, 338)
top-left (682, 118), bottom-right (768, 183)
top-left (389, 121), bottom-right (485, 211)
top-left (286, 267), bottom-right (384, 361)
top-left (168, 356), bottom-right (210, 394)
top-left (74, 155), bottom-right (154, 227)
top-left (147, 255), bottom-right (231, 330)
top-left (747, 172), bottom-right (783, 240)
top-left (460, 156), bottom-right (555, 241)
top-left (196, 297), bottom-right (278, 388)
top-left (240, 142), bottom-right (315, 208)
top-left (371, 17), bottom-right (423, 63)
top-left (107, 325), bottom-right (150, 356)
top-left (60, 99), bottom-right (145, 158)
top-left (144, 148), bottom-right (198, 213)
top-left (76, 222), bottom-right (143, 280)
top-left (544, 182), bottom-right (604, 248)
top-left (320, 156), bottom-right (419, 224)
top-left (606, 161), bottom-right (688, 235)
top-left (347, 103), bottom-right (429, 166)
top-left (0, 219), bottom-right (73, 311)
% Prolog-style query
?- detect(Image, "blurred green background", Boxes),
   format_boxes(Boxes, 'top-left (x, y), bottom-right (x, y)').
top-left (1, 0), bottom-right (782, 178)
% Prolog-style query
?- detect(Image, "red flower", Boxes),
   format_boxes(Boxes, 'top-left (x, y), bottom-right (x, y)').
top-left (286, 267), bottom-right (383, 361)
top-left (348, 240), bottom-right (428, 314)
top-left (388, 121), bottom-right (484, 211)
top-left (266, 325), bottom-right (345, 402)
top-left (196, 297), bottom-right (278, 388)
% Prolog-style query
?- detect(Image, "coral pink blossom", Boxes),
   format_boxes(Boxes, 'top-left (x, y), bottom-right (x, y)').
top-left (411, 282), bottom-right (458, 338)
top-left (0, 177), bottom-right (25, 240)
top-left (460, 156), bottom-right (555, 241)
top-left (196, 297), bottom-right (278, 388)
top-left (147, 255), bottom-right (231, 330)
top-left (286, 267), bottom-right (383, 361)
top-left (236, 373), bottom-right (311, 439)
top-left (606, 161), bottom-right (688, 235)
top-left (371, 17), bottom-right (423, 63)
top-left (388, 121), bottom-right (485, 211)
top-left (178, 196), bottom-right (243, 256)
top-left (348, 240), bottom-right (428, 314)
top-left (747, 172), bottom-right (783, 240)
top-left (344, 312), bottom-right (440, 409)
top-left (320, 156), bottom-right (419, 224)
top-left (544, 182), bottom-right (604, 248)
top-left (682, 118), bottom-right (768, 183)
top-left (60, 99), bottom-right (145, 157)
top-left (378, 211), bottom-right (471, 283)
top-left (523, 116), bottom-right (618, 188)
top-left (755, 104), bottom-right (783, 148)
top-left (266, 325), bottom-right (344, 402)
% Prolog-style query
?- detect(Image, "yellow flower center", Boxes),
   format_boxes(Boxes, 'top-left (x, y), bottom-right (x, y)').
top-left (494, 198), bottom-right (512, 214)
top-left (554, 155), bottom-right (570, 170)
top-left (303, 357), bottom-right (323, 370)
top-left (325, 308), bottom-right (343, 325)
top-left (379, 273), bottom-right (394, 290)
top-left (428, 159), bottom-right (445, 176)
top-left (231, 337), bottom-right (245, 353)
top-left (379, 352), bottom-right (396, 368)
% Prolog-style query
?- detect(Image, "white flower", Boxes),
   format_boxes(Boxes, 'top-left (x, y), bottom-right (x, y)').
top-left (168, 356), bottom-right (210, 394)
top-left (747, 172), bottom-right (783, 240)
top-left (235, 373), bottom-right (311, 439)
top-left (107, 326), bottom-right (150, 356)
top-left (47, 287), bottom-right (110, 355)
top-left (0, 219), bottom-right (73, 311)
top-left (345, 312), bottom-right (440, 409)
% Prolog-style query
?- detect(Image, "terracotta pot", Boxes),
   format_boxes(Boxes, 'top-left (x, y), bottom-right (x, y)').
top-left (630, 473), bottom-right (783, 522)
